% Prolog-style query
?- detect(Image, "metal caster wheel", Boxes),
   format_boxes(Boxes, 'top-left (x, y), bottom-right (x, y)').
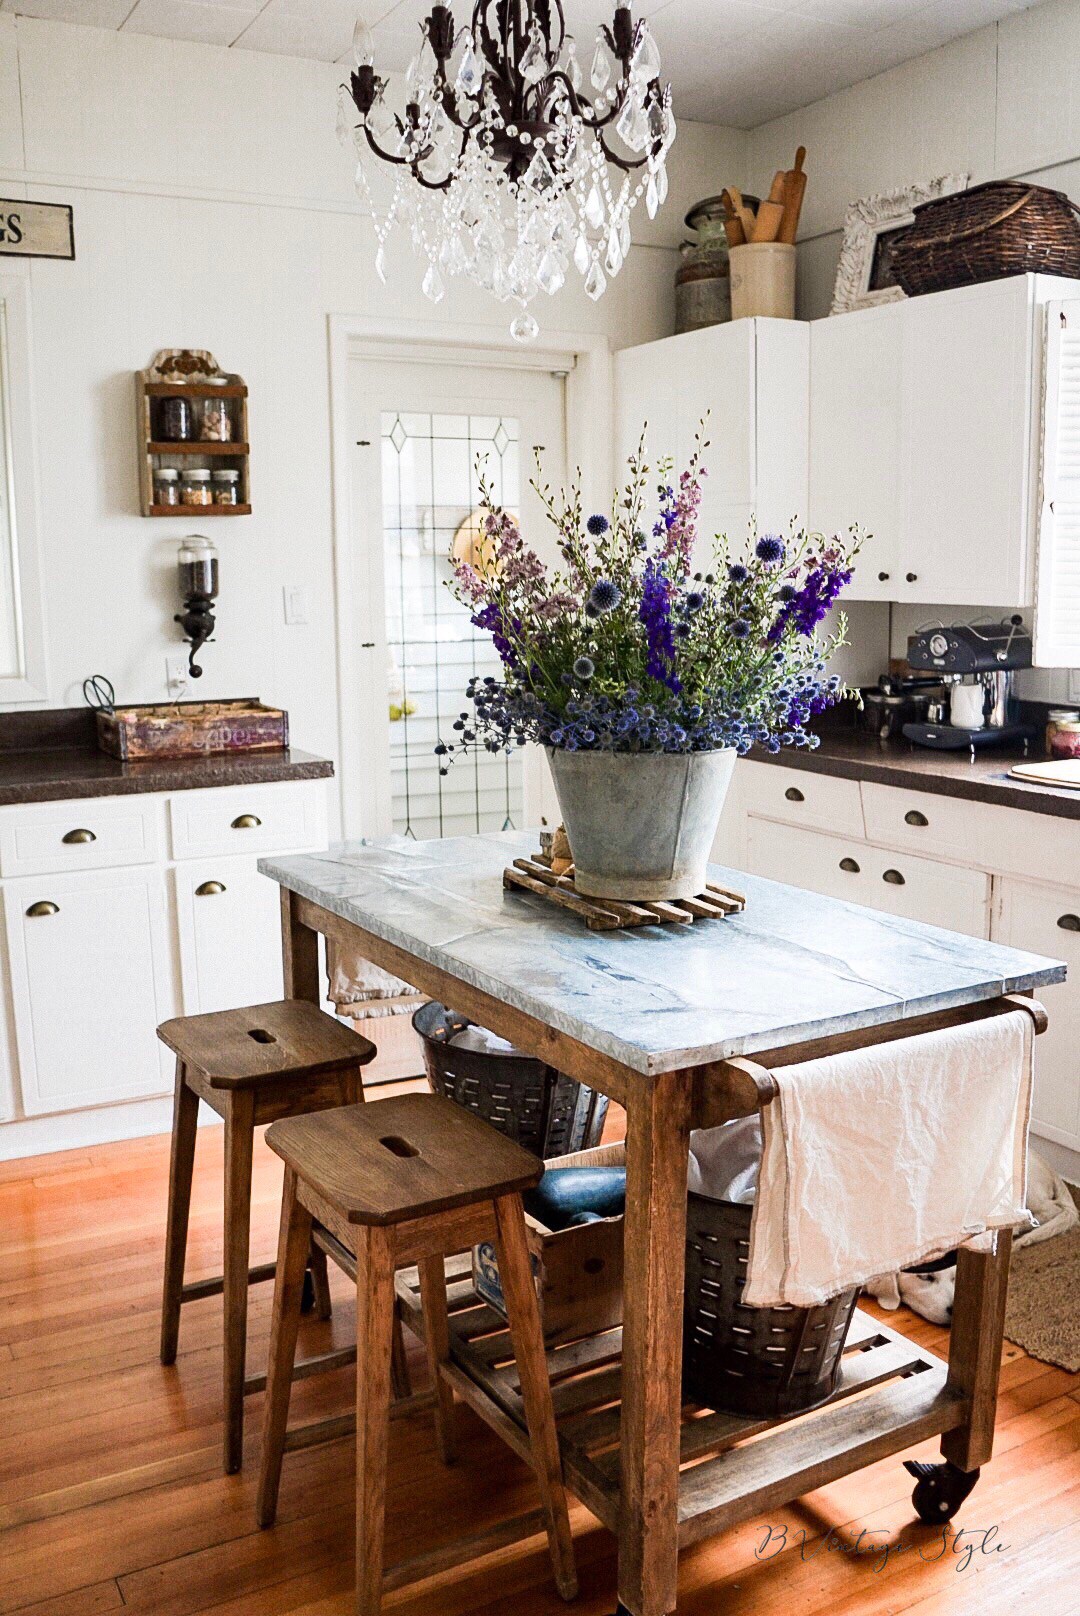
top-left (300, 1267), bottom-right (316, 1314)
top-left (904, 1459), bottom-right (980, 1523)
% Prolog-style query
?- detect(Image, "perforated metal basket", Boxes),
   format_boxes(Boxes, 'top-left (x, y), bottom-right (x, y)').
top-left (682, 1193), bottom-right (859, 1418)
top-left (412, 1001), bottom-right (609, 1159)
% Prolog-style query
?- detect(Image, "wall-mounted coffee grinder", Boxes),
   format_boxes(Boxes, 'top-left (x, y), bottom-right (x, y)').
top-left (902, 617), bottom-right (1035, 754)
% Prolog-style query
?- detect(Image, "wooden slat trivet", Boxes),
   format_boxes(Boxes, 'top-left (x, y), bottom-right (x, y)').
top-left (503, 855), bottom-right (746, 931)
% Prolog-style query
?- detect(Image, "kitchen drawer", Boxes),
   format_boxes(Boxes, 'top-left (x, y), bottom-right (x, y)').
top-left (861, 781), bottom-right (1080, 881)
top-left (746, 817), bottom-right (991, 936)
top-left (738, 760), bottom-right (865, 838)
top-left (0, 795), bottom-right (161, 878)
top-left (992, 875), bottom-right (1079, 1147)
top-left (169, 781), bottom-right (327, 861)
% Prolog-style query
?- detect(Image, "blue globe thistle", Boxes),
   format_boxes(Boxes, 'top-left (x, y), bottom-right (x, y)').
top-left (756, 534), bottom-right (786, 565)
top-left (684, 590), bottom-right (704, 613)
top-left (586, 513), bottom-right (609, 536)
top-left (588, 578), bottom-right (621, 613)
top-left (585, 600), bottom-right (600, 619)
top-left (777, 582), bottom-right (796, 602)
top-left (727, 563), bottom-right (749, 584)
top-left (573, 656), bottom-right (595, 681)
top-left (730, 618), bottom-right (751, 640)
top-left (675, 622), bottom-right (691, 639)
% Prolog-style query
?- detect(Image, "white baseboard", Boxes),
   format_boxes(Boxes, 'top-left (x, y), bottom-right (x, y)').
top-left (1030, 1130), bottom-right (1080, 1188)
top-left (0, 1095), bottom-right (223, 1160)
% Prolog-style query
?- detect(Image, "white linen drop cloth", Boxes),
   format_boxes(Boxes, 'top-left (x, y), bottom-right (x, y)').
top-left (743, 1009), bottom-right (1035, 1308)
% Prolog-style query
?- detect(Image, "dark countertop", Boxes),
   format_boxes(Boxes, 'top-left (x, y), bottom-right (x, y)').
top-left (0, 707), bottom-right (333, 806)
top-left (749, 725), bottom-right (1080, 821)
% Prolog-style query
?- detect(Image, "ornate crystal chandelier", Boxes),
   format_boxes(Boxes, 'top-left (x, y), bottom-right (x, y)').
top-left (340, 3), bottom-right (675, 342)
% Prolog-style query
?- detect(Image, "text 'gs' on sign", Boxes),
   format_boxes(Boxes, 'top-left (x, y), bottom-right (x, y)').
top-left (0, 201), bottom-right (74, 260)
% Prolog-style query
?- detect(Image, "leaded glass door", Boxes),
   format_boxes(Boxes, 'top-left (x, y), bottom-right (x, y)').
top-left (349, 353), bottom-right (567, 840)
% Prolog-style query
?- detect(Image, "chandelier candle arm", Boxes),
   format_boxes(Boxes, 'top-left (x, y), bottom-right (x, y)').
top-left (341, 1), bottom-right (675, 339)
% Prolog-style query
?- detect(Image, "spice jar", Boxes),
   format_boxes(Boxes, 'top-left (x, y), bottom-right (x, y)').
top-left (1046, 708), bottom-right (1080, 754)
top-left (181, 468), bottom-right (212, 506)
top-left (1049, 720), bottom-right (1080, 761)
top-left (159, 395), bottom-right (194, 441)
top-left (200, 390), bottom-right (232, 442)
top-left (211, 469), bottom-right (239, 506)
top-left (153, 467), bottom-right (181, 507)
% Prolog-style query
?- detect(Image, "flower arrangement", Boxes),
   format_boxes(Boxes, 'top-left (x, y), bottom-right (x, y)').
top-left (438, 430), bottom-right (860, 771)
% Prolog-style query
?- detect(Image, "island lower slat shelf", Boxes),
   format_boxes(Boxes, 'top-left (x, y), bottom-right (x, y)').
top-left (396, 1267), bottom-right (964, 1550)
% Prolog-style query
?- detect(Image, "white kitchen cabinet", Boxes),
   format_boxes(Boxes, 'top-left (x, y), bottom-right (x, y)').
top-left (992, 875), bottom-right (1080, 1150)
top-left (614, 318), bottom-right (808, 558)
top-left (2, 867), bottom-right (177, 1114)
top-left (809, 300), bottom-right (903, 601)
top-left (174, 855), bottom-right (285, 1016)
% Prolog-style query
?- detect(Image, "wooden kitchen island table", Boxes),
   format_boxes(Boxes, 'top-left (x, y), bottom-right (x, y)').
top-left (261, 831), bottom-right (1064, 1616)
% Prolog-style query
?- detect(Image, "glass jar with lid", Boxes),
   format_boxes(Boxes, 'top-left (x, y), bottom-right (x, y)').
top-left (211, 468), bottom-right (240, 506)
top-left (153, 467), bottom-right (181, 507)
top-left (200, 387), bottom-right (233, 442)
top-left (159, 395), bottom-right (194, 442)
top-left (181, 468), bottom-right (213, 506)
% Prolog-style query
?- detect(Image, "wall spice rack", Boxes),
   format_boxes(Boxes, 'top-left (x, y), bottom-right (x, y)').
top-left (136, 349), bottom-right (251, 517)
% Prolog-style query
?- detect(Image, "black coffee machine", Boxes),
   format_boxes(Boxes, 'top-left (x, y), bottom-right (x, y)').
top-left (902, 618), bottom-right (1035, 751)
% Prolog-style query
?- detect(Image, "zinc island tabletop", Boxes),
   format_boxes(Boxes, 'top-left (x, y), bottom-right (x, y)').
top-left (259, 830), bottom-right (1063, 1078)
top-left (260, 830), bottom-right (1065, 1616)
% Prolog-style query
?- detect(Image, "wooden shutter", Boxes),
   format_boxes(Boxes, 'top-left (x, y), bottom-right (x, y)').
top-left (1034, 300), bottom-right (1080, 666)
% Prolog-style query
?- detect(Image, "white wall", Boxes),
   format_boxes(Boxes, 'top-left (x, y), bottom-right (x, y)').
top-left (747, 0), bottom-right (1080, 696)
top-left (0, 15), bottom-right (744, 790)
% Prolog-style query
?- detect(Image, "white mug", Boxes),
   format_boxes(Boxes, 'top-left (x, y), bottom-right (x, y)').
top-left (950, 680), bottom-right (986, 730)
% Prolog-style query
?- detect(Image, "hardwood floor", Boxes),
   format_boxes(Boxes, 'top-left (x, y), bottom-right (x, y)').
top-left (1, 1116), bottom-right (1078, 1616)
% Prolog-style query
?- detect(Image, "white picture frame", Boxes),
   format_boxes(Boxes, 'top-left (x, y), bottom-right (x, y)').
top-left (830, 174), bottom-right (970, 316)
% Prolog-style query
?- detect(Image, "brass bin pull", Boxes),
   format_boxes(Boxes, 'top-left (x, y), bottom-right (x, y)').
top-left (784, 787), bottom-right (804, 803)
top-left (883, 868), bottom-right (906, 886)
top-left (839, 857), bottom-right (860, 873)
top-left (1058, 913), bottom-right (1080, 933)
top-left (231, 814), bottom-right (262, 830)
top-left (26, 901), bottom-right (59, 917)
top-left (904, 810), bottom-right (928, 827)
top-left (62, 827), bottom-right (97, 845)
top-left (195, 881), bottom-right (226, 896)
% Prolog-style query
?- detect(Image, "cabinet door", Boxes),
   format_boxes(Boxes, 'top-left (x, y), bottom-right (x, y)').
top-left (3, 868), bottom-right (176, 1114)
top-left (174, 856), bottom-right (285, 1016)
top-left (809, 302), bottom-right (902, 600)
top-left (992, 875), bottom-right (1080, 1148)
top-left (900, 278), bottom-right (1033, 606)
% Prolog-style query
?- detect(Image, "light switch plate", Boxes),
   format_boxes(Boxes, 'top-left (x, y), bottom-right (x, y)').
top-left (283, 585), bottom-right (308, 626)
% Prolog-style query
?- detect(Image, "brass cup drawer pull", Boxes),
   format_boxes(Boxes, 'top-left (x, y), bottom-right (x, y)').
top-left (195, 881), bottom-right (226, 896)
top-left (883, 868), bottom-right (906, 886)
top-left (784, 787), bottom-right (805, 803)
top-left (904, 810), bottom-right (928, 828)
top-left (62, 827), bottom-right (97, 845)
top-left (1058, 913), bottom-right (1080, 933)
top-left (26, 901), bottom-right (59, 917)
top-left (839, 857), bottom-right (860, 874)
top-left (231, 814), bottom-right (262, 830)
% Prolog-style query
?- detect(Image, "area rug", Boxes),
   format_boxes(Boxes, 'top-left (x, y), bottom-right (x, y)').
top-left (1005, 1203), bottom-right (1080, 1373)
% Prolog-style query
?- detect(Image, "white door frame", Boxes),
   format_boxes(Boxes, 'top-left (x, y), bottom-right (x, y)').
top-left (327, 314), bottom-right (612, 840)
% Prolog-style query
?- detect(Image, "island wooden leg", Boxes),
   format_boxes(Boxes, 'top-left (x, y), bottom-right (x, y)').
top-left (941, 1228), bottom-right (1013, 1471)
top-left (617, 1069), bottom-right (693, 1616)
top-left (280, 886), bottom-right (320, 1005)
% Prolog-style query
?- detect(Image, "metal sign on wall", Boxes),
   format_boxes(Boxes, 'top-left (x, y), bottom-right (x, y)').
top-left (0, 200), bottom-right (74, 260)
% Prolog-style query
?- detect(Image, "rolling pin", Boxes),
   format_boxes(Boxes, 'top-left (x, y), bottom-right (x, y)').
top-left (777, 147), bottom-right (807, 245)
top-left (720, 189), bottom-right (745, 248)
top-left (751, 170), bottom-right (787, 243)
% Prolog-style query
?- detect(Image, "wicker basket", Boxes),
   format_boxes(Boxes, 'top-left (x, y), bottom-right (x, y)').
top-left (890, 180), bottom-right (1080, 297)
top-left (412, 1001), bottom-right (609, 1159)
top-left (682, 1193), bottom-right (859, 1418)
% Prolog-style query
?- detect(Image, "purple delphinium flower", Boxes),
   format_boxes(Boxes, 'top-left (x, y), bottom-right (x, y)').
top-left (756, 534), bottom-right (785, 565)
top-left (768, 563), bottom-right (853, 642)
top-left (589, 578), bottom-right (621, 613)
top-left (638, 560), bottom-right (681, 693)
top-left (586, 514), bottom-right (609, 536)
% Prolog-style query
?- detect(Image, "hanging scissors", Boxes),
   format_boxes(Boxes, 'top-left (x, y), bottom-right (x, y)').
top-left (82, 674), bottom-right (116, 715)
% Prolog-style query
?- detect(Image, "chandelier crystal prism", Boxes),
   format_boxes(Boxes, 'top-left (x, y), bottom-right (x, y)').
top-left (340, 2), bottom-right (675, 341)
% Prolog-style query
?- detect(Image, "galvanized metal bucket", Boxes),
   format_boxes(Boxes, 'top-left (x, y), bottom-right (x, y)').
top-left (545, 747), bottom-right (737, 901)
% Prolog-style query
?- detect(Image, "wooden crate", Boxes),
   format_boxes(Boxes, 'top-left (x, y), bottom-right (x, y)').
top-left (471, 1140), bottom-right (625, 1346)
top-left (96, 698), bottom-right (288, 760)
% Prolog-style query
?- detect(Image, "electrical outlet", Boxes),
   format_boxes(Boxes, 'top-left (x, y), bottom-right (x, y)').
top-left (165, 654), bottom-right (189, 698)
top-left (283, 585), bottom-right (308, 626)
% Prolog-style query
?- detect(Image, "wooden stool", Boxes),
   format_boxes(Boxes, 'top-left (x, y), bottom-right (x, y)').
top-left (157, 999), bottom-right (376, 1474)
top-left (256, 1092), bottom-right (578, 1613)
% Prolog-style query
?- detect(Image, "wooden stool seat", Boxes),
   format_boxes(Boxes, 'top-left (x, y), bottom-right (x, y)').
top-left (266, 1093), bottom-right (544, 1225)
top-left (158, 1000), bottom-right (377, 1474)
top-left (257, 1094), bottom-right (578, 1614)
